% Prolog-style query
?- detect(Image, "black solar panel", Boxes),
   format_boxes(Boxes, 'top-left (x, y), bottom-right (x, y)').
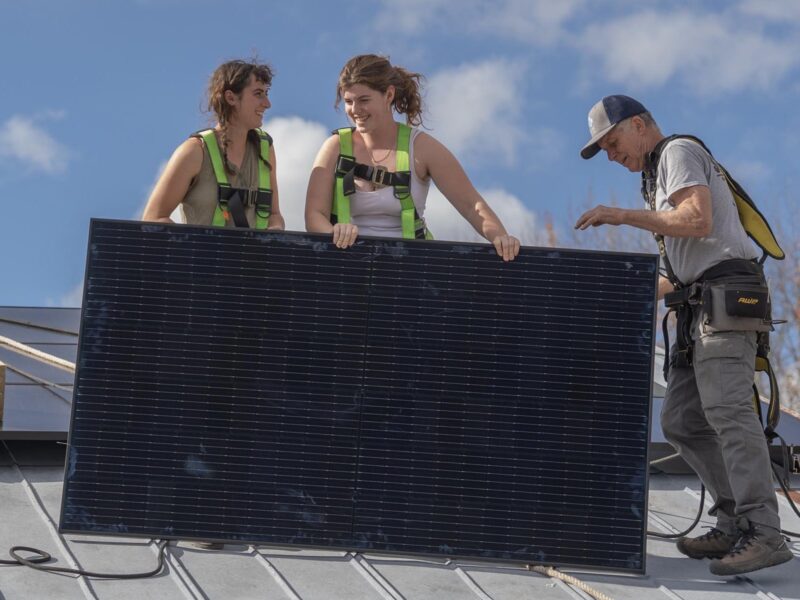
top-left (61, 219), bottom-right (657, 572)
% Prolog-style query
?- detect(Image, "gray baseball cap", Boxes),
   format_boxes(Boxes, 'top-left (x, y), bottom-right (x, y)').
top-left (580, 95), bottom-right (648, 159)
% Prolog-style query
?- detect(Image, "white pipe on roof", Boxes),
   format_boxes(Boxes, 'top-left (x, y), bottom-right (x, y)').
top-left (0, 360), bottom-right (5, 422)
top-left (0, 335), bottom-right (76, 373)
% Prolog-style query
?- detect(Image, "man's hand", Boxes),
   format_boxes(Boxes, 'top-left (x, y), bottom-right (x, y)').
top-left (574, 205), bottom-right (625, 230)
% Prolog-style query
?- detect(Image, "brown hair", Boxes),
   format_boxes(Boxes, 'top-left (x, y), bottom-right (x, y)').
top-left (206, 58), bottom-right (274, 175)
top-left (336, 54), bottom-right (424, 126)
top-left (207, 58), bottom-right (273, 125)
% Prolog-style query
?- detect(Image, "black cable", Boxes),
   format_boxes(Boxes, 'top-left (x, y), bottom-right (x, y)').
top-left (647, 484), bottom-right (706, 539)
top-left (0, 547), bottom-right (51, 565)
top-left (771, 462), bottom-right (800, 539)
top-left (645, 456), bottom-right (800, 541)
top-left (0, 540), bottom-right (169, 578)
top-left (1, 440), bottom-right (170, 579)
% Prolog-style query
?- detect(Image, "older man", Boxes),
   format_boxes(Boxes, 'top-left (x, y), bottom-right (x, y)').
top-left (576, 95), bottom-right (791, 576)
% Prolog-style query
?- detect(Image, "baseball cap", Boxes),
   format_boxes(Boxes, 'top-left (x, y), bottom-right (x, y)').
top-left (580, 95), bottom-right (648, 159)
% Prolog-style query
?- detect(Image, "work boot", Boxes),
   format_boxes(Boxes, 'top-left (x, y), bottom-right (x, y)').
top-left (676, 527), bottom-right (739, 559)
top-left (709, 525), bottom-right (793, 576)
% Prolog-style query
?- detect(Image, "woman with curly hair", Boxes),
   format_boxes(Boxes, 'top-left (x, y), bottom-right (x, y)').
top-left (305, 54), bottom-right (518, 260)
top-left (143, 58), bottom-right (284, 230)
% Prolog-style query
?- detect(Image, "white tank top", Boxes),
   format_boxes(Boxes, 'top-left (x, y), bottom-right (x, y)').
top-left (349, 127), bottom-right (430, 237)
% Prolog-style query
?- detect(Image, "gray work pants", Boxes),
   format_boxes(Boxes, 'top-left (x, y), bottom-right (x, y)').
top-left (660, 327), bottom-right (780, 532)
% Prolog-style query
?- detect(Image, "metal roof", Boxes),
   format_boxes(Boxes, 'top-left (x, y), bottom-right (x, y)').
top-left (1, 443), bottom-right (798, 599)
top-left (1, 307), bottom-right (799, 598)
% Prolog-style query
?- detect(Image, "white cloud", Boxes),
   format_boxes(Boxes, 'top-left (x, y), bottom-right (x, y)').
top-left (0, 115), bottom-right (70, 174)
top-left (474, 0), bottom-right (586, 45)
top-left (577, 10), bottom-right (799, 94)
top-left (424, 185), bottom-right (549, 247)
top-left (135, 160), bottom-right (173, 220)
top-left (426, 59), bottom-right (527, 166)
top-left (727, 159), bottom-right (771, 184)
top-left (374, 0), bottom-right (584, 46)
top-left (374, 1), bottom-right (800, 98)
top-left (58, 280), bottom-right (84, 307)
top-left (736, 0), bottom-right (800, 23)
top-left (264, 116), bottom-right (330, 232)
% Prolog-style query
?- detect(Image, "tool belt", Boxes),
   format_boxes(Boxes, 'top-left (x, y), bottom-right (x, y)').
top-left (662, 259), bottom-right (772, 375)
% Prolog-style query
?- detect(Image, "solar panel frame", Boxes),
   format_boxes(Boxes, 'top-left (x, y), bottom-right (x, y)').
top-left (60, 219), bottom-right (657, 573)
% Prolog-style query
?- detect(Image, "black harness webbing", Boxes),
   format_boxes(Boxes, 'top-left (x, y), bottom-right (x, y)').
top-left (335, 155), bottom-right (413, 195)
top-left (644, 137), bottom-right (784, 439)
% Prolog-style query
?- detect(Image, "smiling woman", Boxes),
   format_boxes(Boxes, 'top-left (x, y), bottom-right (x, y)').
top-left (142, 59), bottom-right (284, 231)
top-left (304, 54), bottom-right (520, 261)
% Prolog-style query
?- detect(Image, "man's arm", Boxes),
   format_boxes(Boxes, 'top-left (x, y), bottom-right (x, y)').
top-left (574, 185), bottom-right (712, 238)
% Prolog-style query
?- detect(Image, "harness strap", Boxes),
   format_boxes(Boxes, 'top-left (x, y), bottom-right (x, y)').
top-left (669, 135), bottom-right (783, 261)
top-left (332, 123), bottom-right (430, 240)
top-left (332, 128), bottom-right (354, 226)
top-left (661, 259), bottom-right (781, 441)
top-left (642, 135), bottom-right (784, 287)
top-left (196, 129), bottom-right (272, 229)
top-left (255, 129), bottom-right (273, 230)
top-left (641, 147), bottom-right (682, 288)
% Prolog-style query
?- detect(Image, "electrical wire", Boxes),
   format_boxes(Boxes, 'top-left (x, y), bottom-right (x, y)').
top-left (772, 462), bottom-right (800, 538)
top-left (647, 484), bottom-right (706, 539)
top-left (645, 454), bottom-right (800, 541)
top-left (0, 439), bottom-right (169, 579)
top-left (0, 541), bottom-right (169, 579)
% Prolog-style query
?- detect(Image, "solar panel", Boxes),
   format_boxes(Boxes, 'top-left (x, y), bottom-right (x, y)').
top-left (60, 219), bottom-right (657, 572)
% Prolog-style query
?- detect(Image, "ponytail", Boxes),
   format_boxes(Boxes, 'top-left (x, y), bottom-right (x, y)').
top-left (390, 66), bottom-right (424, 126)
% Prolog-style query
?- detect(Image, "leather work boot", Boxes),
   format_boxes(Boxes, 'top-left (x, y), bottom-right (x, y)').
top-left (676, 528), bottom-right (739, 559)
top-left (709, 525), bottom-right (793, 576)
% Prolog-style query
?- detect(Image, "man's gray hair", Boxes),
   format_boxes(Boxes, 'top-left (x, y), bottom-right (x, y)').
top-left (619, 111), bottom-right (658, 130)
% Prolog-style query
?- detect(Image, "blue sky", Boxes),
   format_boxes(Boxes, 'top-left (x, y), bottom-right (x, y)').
top-left (1, 0), bottom-right (798, 307)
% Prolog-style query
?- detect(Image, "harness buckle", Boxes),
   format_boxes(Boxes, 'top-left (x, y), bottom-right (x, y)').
top-left (335, 155), bottom-right (356, 176)
top-left (370, 166), bottom-right (388, 186)
top-left (255, 190), bottom-right (272, 217)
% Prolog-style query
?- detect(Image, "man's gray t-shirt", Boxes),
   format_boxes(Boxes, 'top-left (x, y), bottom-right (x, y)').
top-left (655, 138), bottom-right (758, 284)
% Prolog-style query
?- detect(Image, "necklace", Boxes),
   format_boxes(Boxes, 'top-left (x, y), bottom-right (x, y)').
top-left (368, 146), bottom-right (392, 164)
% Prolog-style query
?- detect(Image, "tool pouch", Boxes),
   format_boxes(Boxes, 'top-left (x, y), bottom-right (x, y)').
top-left (699, 279), bottom-right (772, 333)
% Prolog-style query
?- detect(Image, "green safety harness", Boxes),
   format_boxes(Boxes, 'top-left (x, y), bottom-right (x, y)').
top-left (331, 123), bottom-right (432, 240)
top-left (643, 134), bottom-right (786, 440)
top-left (195, 128), bottom-right (272, 229)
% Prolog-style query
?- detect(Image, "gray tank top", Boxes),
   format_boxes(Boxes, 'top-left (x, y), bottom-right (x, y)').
top-left (180, 132), bottom-right (262, 227)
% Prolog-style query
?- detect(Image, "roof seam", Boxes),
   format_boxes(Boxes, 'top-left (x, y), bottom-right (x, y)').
top-left (0, 316), bottom-right (79, 337)
top-left (251, 546), bottom-right (303, 600)
top-left (349, 553), bottom-right (406, 600)
top-left (160, 545), bottom-right (206, 600)
top-left (12, 462), bottom-right (98, 599)
top-left (451, 563), bottom-right (494, 599)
